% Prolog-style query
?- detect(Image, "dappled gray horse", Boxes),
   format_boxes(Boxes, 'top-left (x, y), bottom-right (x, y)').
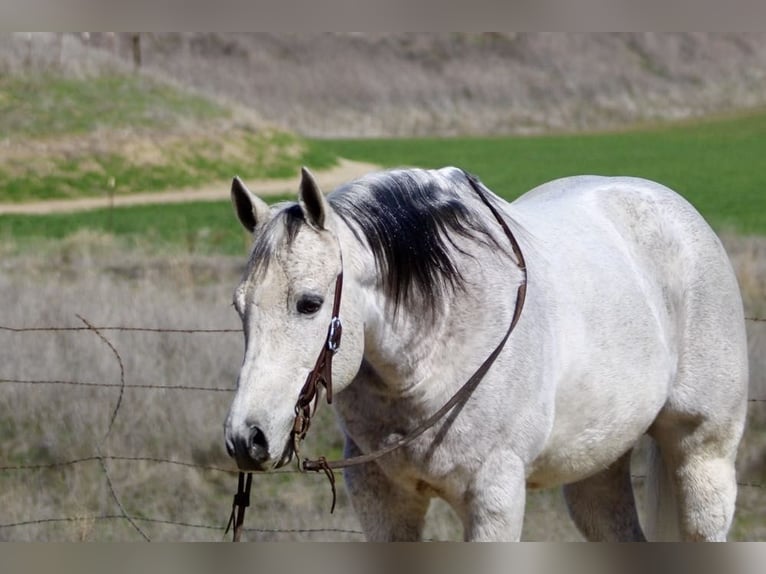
top-left (223, 167), bottom-right (747, 541)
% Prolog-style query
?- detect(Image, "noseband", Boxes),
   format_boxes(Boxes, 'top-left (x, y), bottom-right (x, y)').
top-left (228, 172), bottom-right (527, 537)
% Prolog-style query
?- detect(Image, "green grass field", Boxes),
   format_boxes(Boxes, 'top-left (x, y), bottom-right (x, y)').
top-left (0, 197), bottom-right (294, 256)
top-left (2, 109), bottom-right (766, 254)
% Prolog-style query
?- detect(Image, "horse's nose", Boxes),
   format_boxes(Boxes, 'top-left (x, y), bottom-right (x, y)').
top-left (226, 424), bottom-right (270, 469)
top-left (247, 426), bottom-right (269, 462)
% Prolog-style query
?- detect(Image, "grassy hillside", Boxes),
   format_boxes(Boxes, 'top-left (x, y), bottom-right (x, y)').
top-left (0, 73), bottom-right (335, 203)
top-left (0, 74), bottom-right (225, 137)
top-left (108, 33), bottom-right (766, 138)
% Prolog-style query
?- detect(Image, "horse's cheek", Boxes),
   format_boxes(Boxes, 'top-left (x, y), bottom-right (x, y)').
top-left (336, 321), bottom-right (365, 391)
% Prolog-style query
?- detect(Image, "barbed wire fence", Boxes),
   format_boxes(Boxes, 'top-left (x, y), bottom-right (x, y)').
top-left (1, 318), bottom-right (765, 541)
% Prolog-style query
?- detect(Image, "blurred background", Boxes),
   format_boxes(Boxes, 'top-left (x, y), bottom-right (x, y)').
top-left (0, 32), bottom-right (764, 540)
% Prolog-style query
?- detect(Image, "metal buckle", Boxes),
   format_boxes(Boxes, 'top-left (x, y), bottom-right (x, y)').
top-left (327, 316), bottom-right (342, 352)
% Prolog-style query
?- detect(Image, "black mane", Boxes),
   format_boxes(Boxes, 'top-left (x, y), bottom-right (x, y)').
top-left (329, 168), bottom-right (499, 314)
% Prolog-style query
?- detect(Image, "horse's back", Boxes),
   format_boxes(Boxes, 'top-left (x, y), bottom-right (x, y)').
top-left (511, 175), bottom-right (743, 330)
top-left (513, 174), bottom-right (747, 398)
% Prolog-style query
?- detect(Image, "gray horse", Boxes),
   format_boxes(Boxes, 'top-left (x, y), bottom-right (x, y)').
top-left (224, 167), bottom-right (747, 541)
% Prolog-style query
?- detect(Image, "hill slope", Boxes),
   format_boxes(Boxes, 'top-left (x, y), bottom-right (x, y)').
top-left (0, 46), bottom-right (335, 203)
top-left (83, 32), bottom-right (766, 137)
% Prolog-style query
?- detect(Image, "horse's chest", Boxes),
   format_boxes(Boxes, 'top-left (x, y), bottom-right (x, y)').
top-left (337, 374), bottom-right (509, 498)
top-left (376, 438), bottom-right (459, 498)
top-left (345, 415), bottom-right (479, 502)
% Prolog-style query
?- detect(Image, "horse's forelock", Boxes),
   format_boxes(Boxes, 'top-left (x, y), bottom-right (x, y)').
top-left (245, 202), bottom-right (306, 280)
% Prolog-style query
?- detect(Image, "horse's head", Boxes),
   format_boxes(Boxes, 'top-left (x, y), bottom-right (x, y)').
top-left (224, 168), bottom-right (364, 471)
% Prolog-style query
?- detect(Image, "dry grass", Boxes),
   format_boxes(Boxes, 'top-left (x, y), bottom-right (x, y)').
top-left (722, 234), bottom-right (766, 541)
top-left (0, 234), bottom-right (763, 541)
top-left (7, 33), bottom-right (766, 139)
top-left (0, 235), bottom-right (363, 541)
top-left (83, 32), bottom-right (766, 138)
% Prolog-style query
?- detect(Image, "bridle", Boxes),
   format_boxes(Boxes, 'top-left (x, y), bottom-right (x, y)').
top-left (227, 172), bottom-right (527, 540)
top-left (291, 269), bottom-right (343, 459)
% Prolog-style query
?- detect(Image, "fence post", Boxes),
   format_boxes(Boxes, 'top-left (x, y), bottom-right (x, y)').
top-left (131, 34), bottom-right (142, 71)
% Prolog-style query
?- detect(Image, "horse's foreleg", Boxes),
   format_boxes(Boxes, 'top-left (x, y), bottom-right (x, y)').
top-left (463, 449), bottom-right (526, 541)
top-left (342, 436), bottom-right (429, 541)
top-left (562, 450), bottom-right (646, 541)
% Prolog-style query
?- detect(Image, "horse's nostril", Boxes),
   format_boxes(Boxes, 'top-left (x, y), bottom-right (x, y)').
top-left (227, 424), bottom-right (270, 468)
top-left (248, 426), bottom-right (269, 461)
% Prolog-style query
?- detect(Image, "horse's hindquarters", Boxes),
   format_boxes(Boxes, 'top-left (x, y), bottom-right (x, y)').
top-left (516, 176), bottom-right (748, 539)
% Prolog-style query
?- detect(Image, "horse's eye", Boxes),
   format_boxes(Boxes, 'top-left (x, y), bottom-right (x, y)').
top-left (297, 294), bottom-right (323, 315)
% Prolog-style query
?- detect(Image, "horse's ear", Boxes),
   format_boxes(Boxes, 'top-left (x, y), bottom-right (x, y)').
top-left (231, 176), bottom-right (269, 233)
top-left (299, 166), bottom-right (328, 230)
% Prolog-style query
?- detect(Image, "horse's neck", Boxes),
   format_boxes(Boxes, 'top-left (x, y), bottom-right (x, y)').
top-left (366, 299), bottom-right (451, 389)
top-left (339, 221), bottom-right (514, 395)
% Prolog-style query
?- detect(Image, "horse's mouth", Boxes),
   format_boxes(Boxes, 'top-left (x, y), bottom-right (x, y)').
top-left (274, 441), bottom-right (295, 469)
top-left (230, 439), bottom-right (295, 472)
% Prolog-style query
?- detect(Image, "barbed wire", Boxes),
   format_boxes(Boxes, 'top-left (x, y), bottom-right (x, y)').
top-left (8, 377), bottom-right (766, 403)
top-left (3, 378), bottom-right (764, 402)
top-left (0, 454), bottom-right (302, 475)
top-left (0, 325), bottom-right (239, 333)
top-left (1, 317), bottom-right (765, 540)
top-left (0, 317), bottom-right (763, 334)
top-left (0, 514), bottom-right (365, 538)
top-left (0, 377), bottom-right (232, 392)
top-left (78, 317), bottom-right (150, 541)
top-left (0, 454), bottom-right (762, 488)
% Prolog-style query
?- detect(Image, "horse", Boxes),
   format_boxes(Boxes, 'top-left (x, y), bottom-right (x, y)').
top-left (223, 166), bottom-right (748, 541)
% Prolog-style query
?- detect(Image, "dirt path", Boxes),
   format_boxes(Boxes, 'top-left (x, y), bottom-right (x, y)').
top-left (0, 158), bottom-right (381, 216)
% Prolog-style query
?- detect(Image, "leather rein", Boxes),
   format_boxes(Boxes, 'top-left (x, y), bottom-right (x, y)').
top-left (227, 173), bottom-right (527, 539)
